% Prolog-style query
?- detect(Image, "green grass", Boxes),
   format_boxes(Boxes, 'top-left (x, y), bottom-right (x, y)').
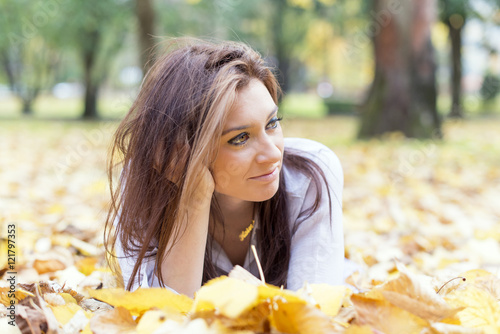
top-left (2, 93), bottom-right (330, 120)
top-left (280, 93), bottom-right (327, 118)
top-left (0, 94), bottom-right (132, 120)
top-left (2, 91), bottom-right (499, 121)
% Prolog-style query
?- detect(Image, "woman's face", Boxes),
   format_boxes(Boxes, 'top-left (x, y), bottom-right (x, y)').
top-left (212, 79), bottom-right (284, 203)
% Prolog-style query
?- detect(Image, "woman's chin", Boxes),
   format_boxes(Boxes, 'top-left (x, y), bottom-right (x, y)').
top-left (249, 182), bottom-right (280, 202)
top-left (215, 177), bottom-right (280, 203)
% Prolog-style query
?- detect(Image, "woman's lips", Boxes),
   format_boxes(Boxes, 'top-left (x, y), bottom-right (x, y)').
top-left (249, 166), bottom-right (279, 182)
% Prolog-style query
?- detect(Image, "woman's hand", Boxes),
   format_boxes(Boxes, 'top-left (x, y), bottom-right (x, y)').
top-left (190, 166), bottom-right (215, 212)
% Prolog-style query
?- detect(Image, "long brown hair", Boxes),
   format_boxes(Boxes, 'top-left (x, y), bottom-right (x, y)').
top-left (104, 38), bottom-right (332, 291)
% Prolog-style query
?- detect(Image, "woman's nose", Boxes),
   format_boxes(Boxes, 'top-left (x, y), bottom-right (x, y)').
top-left (255, 134), bottom-right (282, 164)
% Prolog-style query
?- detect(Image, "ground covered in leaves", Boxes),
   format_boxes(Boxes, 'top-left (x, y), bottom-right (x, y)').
top-left (1, 116), bottom-right (499, 333)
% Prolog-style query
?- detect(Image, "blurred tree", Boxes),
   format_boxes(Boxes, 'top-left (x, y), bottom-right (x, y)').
top-left (480, 72), bottom-right (500, 103)
top-left (0, 0), bottom-right (60, 114)
top-left (135, 0), bottom-right (156, 74)
top-left (271, 0), bottom-right (290, 94)
top-left (155, 0), bottom-right (300, 94)
top-left (54, 0), bottom-right (132, 119)
top-left (439, 0), bottom-right (467, 118)
top-left (270, 0), bottom-right (333, 95)
top-left (358, 0), bottom-right (442, 139)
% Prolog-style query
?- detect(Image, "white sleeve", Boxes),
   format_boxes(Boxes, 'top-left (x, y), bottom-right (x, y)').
top-left (287, 146), bottom-right (344, 290)
top-left (115, 236), bottom-right (180, 293)
top-left (114, 169), bottom-right (179, 293)
top-left (114, 233), bottom-right (152, 291)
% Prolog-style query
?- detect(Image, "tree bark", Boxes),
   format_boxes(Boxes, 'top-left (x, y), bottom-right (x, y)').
top-left (448, 21), bottom-right (463, 118)
top-left (272, 0), bottom-right (290, 97)
top-left (1, 50), bottom-right (35, 115)
top-left (135, 0), bottom-right (156, 74)
top-left (82, 82), bottom-right (98, 119)
top-left (22, 98), bottom-right (32, 115)
top-left (358, 0), bottom-right (441, 139)
top-left (81, 31), bottom-right (100, 120)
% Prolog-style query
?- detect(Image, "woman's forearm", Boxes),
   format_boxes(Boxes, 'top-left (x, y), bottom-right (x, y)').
top-left (160, 168), bottom-right (214, 297)
top-left (160, 201), bottom-right (211, 297)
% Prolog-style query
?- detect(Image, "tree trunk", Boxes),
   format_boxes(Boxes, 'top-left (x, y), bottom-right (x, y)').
top-left (1, 50), bottom-right (35, 115)
top-left (82, 83), bottom-right (98, 119)
top-left (358, 0), bottom-right (442, 139)
top-left (81, 31), bottom-right (100, 120)
top-left (272, 0), bottom-right (290, 97)
top-left (448, 21), bottom-right (463, 118)
top-left (135, 0), bottom-right (156, 74)
top-left (22, 98), bottom-right (33, 115)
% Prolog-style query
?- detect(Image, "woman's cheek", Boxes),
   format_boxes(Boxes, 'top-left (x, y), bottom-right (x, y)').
top-left (212, 165), bottom-right (231, 191)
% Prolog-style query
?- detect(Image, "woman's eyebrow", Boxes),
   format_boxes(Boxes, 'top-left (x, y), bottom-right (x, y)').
top-left (222, 106), bottom-right (278, 136)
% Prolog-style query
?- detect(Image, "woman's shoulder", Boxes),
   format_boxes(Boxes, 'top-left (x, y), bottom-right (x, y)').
top-left (284, 138), bottom-right (342, 173)
top-left (283, 137), bottom-right (343, 195)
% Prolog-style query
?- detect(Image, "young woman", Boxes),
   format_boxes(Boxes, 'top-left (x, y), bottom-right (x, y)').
top-left (105, 39), bottom-right (344, 297)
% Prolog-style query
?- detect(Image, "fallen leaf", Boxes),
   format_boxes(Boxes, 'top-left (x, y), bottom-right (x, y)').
top-left (76, 257), bottom-right (99, 276)
top-left (33, 259), bottom-right (66, 275)
top-left (193, 277), bottom-right (258, 318)
top-left (378, 264), bottom-right (462, 322)
top-left (351, 293), bottom-right (429, 334)
top-left (298, 284), bottom-right (352, 317)
top-left (87, 287), bottom-right (193, 316)
top-left (90, 306), bottom-right (136, 334)
top-left (136, 309), bottom-right (170, 334)
top-left (270, 299), bottom-right (335, 334)
top-left (445, 284), bottom-right (500, 333)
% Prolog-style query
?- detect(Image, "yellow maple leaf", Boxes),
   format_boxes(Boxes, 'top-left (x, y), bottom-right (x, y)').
top-left (297, 284), bottom-right (352, 317)
top-left (460, 269), bottom-right (494, 283)
top-left (445, 285), bottom-right (500, 333)
top-left (76, 257), bottom-right (98, 276)
top-left (87, 287), bottom-right (193, 317)
top-left (270, 299), bottom-right (335, 334)
top-left (136, 309), bottom-right (171, 334)
top-left (0, 287), bottom-right (35, 306)
top-left (50, 302), bottom-right (88, 325)
top-left (344, 325), bottom-right (375, 334)
top-left (192, 277), bottom-right (259, 318)
top-left (257, 283), bottom-right (305, 304)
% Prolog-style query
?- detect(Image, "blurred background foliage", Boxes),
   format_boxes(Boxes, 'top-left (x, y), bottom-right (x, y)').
top-left (0, 0), bottom-right (499, 138)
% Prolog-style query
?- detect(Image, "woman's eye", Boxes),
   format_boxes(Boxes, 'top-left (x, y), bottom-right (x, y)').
top-left (266, 117), bottom-right (283, 130)
top-left (228, 133), bottom-right (249, 145)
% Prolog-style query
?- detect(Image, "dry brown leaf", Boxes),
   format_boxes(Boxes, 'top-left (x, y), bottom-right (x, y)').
top-left (33, 259), bottom-right (66, 275)
top-left (378, 265), bottom-right (462, 322)
top-left (351, 293), bottom-right (429, 334)
top-left (16, 304), bottom-right (48, 334)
